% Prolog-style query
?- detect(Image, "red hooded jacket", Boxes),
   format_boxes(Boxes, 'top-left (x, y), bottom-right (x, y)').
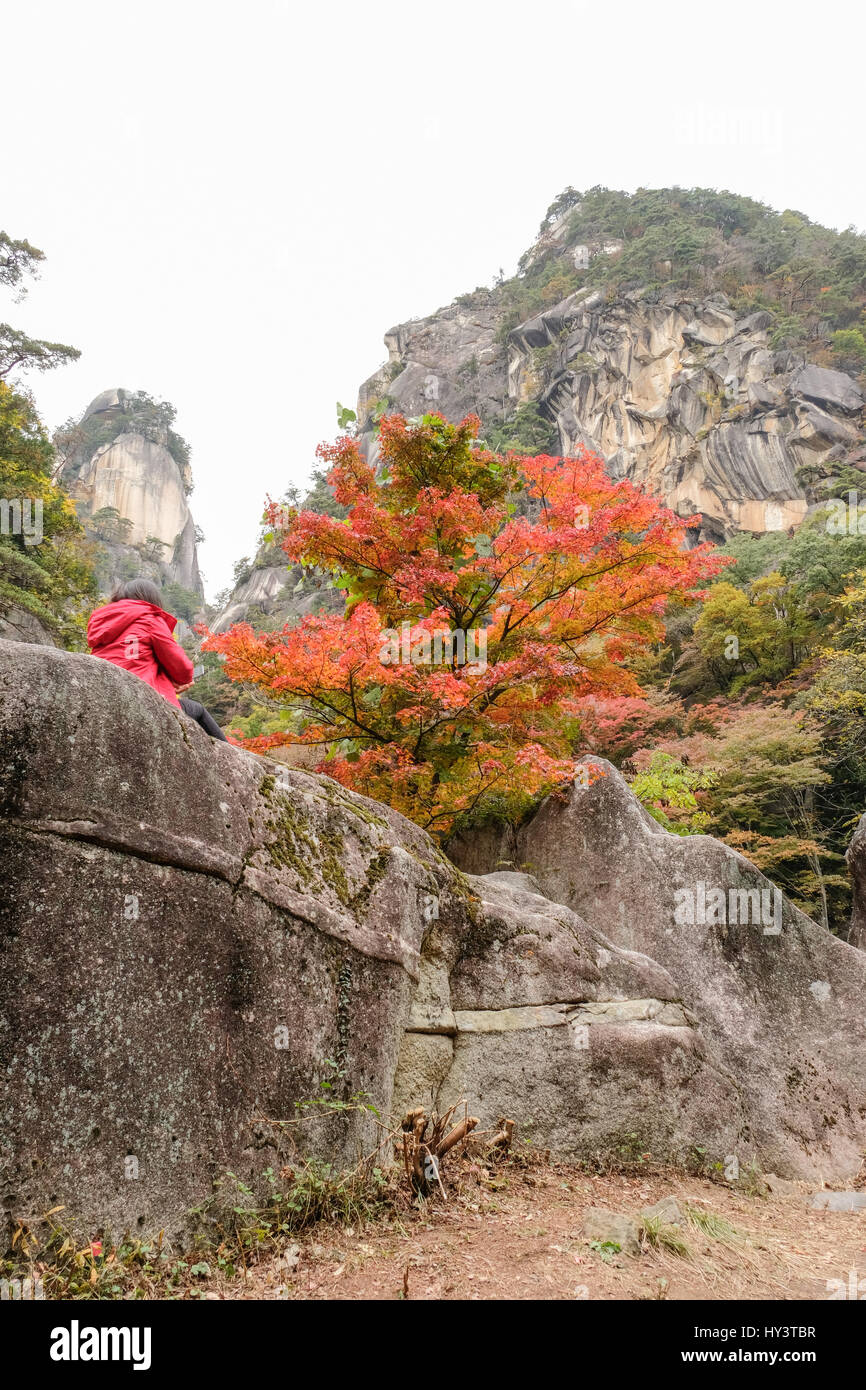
top-left (87, 600), bottom-right (194, 707)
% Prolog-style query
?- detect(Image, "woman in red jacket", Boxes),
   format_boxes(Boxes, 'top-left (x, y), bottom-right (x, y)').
top-left (87, 578), bottom-right (226, 739)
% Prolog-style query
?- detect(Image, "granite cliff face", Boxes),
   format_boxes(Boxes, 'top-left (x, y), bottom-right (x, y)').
top-left (218, 192), bottom-right (866, 630)
top-left (60, 388), bottom-right (204, 602)
top-left (218, 283), bottom-right (866, 630)
top-left (210, 559), bottom-right (340, 636)
top-left (358, 288), bottom-right (864, 543)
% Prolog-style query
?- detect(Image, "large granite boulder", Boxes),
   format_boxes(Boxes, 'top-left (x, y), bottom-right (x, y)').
top-left (450, 758), bottom-right (866, 1181)
top-left (845, 811), bottom-right (866, 951)
top-left (0, 640), bottom-right (457, 1238)
top-left (393, 869), bottom-right (740, 1163)
top-left (790, 365), bottom-right (864, 415)
top-left (0, 643), bottom-right (735, 1237)
top-left (2, 644), bottom-right (864, 1241)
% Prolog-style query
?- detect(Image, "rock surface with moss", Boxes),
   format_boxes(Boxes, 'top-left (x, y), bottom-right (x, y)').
top-left (448, 757), bottom-right (866, 1181)
top-left (2, 641), bottom-right (865, 1239)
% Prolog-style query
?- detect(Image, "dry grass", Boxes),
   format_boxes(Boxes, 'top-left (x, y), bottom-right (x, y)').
top-left (242, 1158), bottom-right (866, 1301)
top-left (6, 1155), bottom-right (863, 1301)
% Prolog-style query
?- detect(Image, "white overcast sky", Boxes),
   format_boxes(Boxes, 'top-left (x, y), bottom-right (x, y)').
top-left (4, 0), bottom-right (864, 600)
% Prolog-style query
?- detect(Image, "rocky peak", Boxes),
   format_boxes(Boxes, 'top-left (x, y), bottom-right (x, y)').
top-left (59, 387), bottom-right (204, 606)
top-left (219, 189), bottom-right (866, 632)
top-left (356, 189), bottom-right (866, 542)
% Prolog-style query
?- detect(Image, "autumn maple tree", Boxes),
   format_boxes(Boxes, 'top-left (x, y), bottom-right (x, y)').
top-left (205, 413), bottom-right (725, 835)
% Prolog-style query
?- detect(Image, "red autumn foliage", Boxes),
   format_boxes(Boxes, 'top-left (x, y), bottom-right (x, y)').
top-left (204, 413), bottom-right (725, 835)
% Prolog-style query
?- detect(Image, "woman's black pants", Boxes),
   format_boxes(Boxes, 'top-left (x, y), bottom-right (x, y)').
top-left (179, 697), bottom-right (228, 741)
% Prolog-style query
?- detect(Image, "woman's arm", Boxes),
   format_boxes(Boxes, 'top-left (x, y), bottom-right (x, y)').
top-left (150, 628), bottom-right (195, 686)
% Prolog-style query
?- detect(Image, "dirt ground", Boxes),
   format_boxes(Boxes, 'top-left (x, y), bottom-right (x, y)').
top-left (233, 1159), bottom-right (866, 1302)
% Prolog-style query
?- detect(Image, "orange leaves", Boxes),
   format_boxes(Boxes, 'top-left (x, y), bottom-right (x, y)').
top-left (315, 433), bottom-right (377, 504)
top-left (206, 414), bottom-right (725, 836)
top-left (204, 603), bottom-right (397, 701)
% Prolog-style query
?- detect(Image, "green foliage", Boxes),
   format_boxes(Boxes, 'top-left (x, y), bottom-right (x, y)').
top-left (486, 402), bottom-right (558, 455)
top-left (336, 401), bottom-right (357, 431)
top-left (632, 702), bottom-right (840, 925)
top-left (495, 259), bottom-right (585, 341)
top-left (187, 1062), bottom-right (388, 1258)
top-left (621, 511), bottom-right (866, 930)
top-left (160, 580), bottom-right (201, 624)
top-left (630, 751), bottom-right (715, 834)
top-left (89, 507), bottom-right (133, 543)
top-left (195, 1160), bottom-right (391, 1257)
top-left (3, 1154), bottom-right (393, 1298)
top-left (570, 351), bottom-right (600, 375)
top-left (182, 647), bottom-right (246, 724)
top-left (809, 576), bottom-right (866, 824)
top-left (672, 519), bottom-right (866, 700)
top-left (831, 327), bottom-right (866, 370)
top-left (690, 573), bottom-right (811, 694)
top-left (589, 1240), bottom-right (622, 1261)
top-left (0, 324), bottom-right (80, 378)
top-left (698, 707), bottom-right (829, 842)
top-left (539, 186), bottom-right (582, 233)
top-left (0, 382), bottom-right (96, 645)
top-left (227, 702), bottom-right (298, 740)
top-left (56, 390), bottom-right (193, 491)
top-left (232, 554), bottom-right (253, 587)
top-left (0, 228), bottom-right (79, 378)
top-left (300, 467), bottom-right (348, 520)
top-left (139, 530), bottom-right (166, 558)
top-left (292, 1058), bottom-right (380, 1120)
top-left (491, 185), bottom-right (866, 358)
top-left (0, 231), bottom-right (45, 291)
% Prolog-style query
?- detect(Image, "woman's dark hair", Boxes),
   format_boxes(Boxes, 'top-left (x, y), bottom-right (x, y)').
top-left (110, 578), bottom-right (163, 606)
